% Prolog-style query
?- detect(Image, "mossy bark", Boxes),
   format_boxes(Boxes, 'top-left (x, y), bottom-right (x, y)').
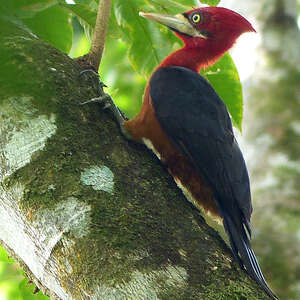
top-left (0, 19), bottom-right (270, 300)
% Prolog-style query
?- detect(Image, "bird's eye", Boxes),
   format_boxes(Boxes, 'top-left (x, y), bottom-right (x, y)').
top-left (191, 13), bottom-right (202, 24)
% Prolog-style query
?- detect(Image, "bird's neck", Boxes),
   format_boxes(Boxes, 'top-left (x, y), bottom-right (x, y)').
top-left (159, 46), bottom-right (221, 72)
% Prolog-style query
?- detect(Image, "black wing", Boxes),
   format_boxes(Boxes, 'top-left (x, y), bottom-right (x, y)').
top-left (150, 66), bottom-right (251, 225)
top-left (149, 66), bottom-right (277, 299)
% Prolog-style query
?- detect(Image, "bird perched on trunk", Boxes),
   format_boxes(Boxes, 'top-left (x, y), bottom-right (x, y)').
top-left (85, 6), bottom-right (277, 299)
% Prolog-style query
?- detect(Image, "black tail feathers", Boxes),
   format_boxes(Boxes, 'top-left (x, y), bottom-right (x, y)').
top-left (223, 212), bottom-right (278, 300)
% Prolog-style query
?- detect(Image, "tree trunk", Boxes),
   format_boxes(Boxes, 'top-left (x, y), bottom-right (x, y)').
top-left (0, 19), bottom-right (270, 300)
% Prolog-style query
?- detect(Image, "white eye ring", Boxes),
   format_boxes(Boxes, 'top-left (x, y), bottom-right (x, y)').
top-left (192, 13), bottom-right (201, 23)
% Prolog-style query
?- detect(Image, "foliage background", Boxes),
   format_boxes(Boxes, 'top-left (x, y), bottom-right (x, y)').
top-left (0, 0), bottom-right (299, 299)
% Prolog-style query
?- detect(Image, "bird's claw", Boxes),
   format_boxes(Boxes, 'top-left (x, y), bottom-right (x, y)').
top-left (100, 81), bottom-right (107, 89)
top-left (79, 68), bottom-right (112, 108)
top-left (79, 69), bottom-right (98, 77)
top-left (79, 69), bottom-right (130, 138)
top-left (79, 94), bottom-right (112, 108)
top-left (79, 69), bottom-right (107, 94)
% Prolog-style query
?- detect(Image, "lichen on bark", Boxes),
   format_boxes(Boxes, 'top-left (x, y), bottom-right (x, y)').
top-left (0, 19), bottom-right (270, 299)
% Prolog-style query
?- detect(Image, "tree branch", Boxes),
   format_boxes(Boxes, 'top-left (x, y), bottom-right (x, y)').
top-left (87, 0), bottom-right (112, 70)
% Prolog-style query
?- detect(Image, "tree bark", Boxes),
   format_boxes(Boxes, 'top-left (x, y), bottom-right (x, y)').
top-left (0, 19), bottom-right (270, 300)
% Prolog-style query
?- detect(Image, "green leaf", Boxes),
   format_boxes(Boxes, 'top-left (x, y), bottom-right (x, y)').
top-left (200, 53), bottom-right (243, 131)
top-left (101, 38), bottom-right (147, 118)
top-left (0, 0), bottom-right (58, 19)
top-left (0, 1), bottom-right (72, 53)
top-left (114, 0), bottom-right (178, 77)
top-left (19, 277), bottom-right (50, 299)
top-left (60, 3), bottom-right (96, 40)
top-left (147, 0), bottom-right (220, 12)
top-left (72, 0), bottom-right (98, 6)
top-left (146, 0), bottom-right (193, 13)
top-left (61, 3), bottom-right (96, 27)
top-left (60, 2), bottom-right (120, 41)
top-left (23, 5), bottom-right (73, 53)
top-left (0, 246), bottom-right (14, 263)
top-left (200, 0), bottom-right (220, 5)
top-left (69, 0), bottom-right (119, 38)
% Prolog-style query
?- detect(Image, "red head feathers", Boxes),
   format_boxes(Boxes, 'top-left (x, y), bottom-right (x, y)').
top-left (140, 7), bottom-right (255, 71)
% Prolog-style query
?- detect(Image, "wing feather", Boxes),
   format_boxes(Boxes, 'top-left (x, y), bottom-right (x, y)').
top-left (149, 66), bottom-right (252, 226)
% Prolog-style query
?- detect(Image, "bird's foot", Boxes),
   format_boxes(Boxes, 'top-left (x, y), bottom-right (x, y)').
top-left (79, 94), bottom-right (112, 109)
top-left (79, 69), bottom-right (132, 140)
top-left (79, 69), bottom-right (107, 95)
top-left (79, 69), bottom-right (120, 116)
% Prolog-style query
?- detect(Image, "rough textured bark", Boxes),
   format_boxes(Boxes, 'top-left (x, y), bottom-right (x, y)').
top-left (0, 20), bottom-right (271, 300)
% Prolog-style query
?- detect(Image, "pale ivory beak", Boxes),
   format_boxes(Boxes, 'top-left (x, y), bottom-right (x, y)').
top-left (139, 12), bottom-right (206, 39)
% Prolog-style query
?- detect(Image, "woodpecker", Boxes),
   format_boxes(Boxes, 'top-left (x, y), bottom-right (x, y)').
top-left (87, 6), bottom-right (277, 299)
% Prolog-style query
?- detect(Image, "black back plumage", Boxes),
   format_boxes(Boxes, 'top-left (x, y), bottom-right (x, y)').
top-left (149, 66), bottom-right (277, 299)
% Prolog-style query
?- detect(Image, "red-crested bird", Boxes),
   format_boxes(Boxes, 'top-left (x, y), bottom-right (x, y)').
top-left (89, 6), bottom-right (277, 299)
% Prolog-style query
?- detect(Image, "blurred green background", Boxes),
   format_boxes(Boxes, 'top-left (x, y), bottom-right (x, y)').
top-left (1, 0), bottom-right (300, 299)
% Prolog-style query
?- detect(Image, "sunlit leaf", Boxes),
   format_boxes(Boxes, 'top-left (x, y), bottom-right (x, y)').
top-left (60, 3), bottom-right (96, 40)
top-left (114, 0), bottom-right (177, 77)
top-left (0, 246), bottom-right (14, 263)
top-left (69, 19), bottom-right (91, 58)
top-left (100, 38), bottom-right (147, 118)
top-left (60, 1), bottom-right (120, 41)
top-left (146, 0), bottom-right (221, 12)
top-left (72, 0), bottom-right (98, 7)
top-left (62, 3), bottom-right (96, 27)
top-left (200, 0), bottom-right (220, 5)
top-left (146, 0), bottom-right (193, 13)
top-left (200, 53), bottom-right (243, 131)
top-left (65, 0), bottom-right (121, 39)
top-left (19, 277), bottom-right (50, 299)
